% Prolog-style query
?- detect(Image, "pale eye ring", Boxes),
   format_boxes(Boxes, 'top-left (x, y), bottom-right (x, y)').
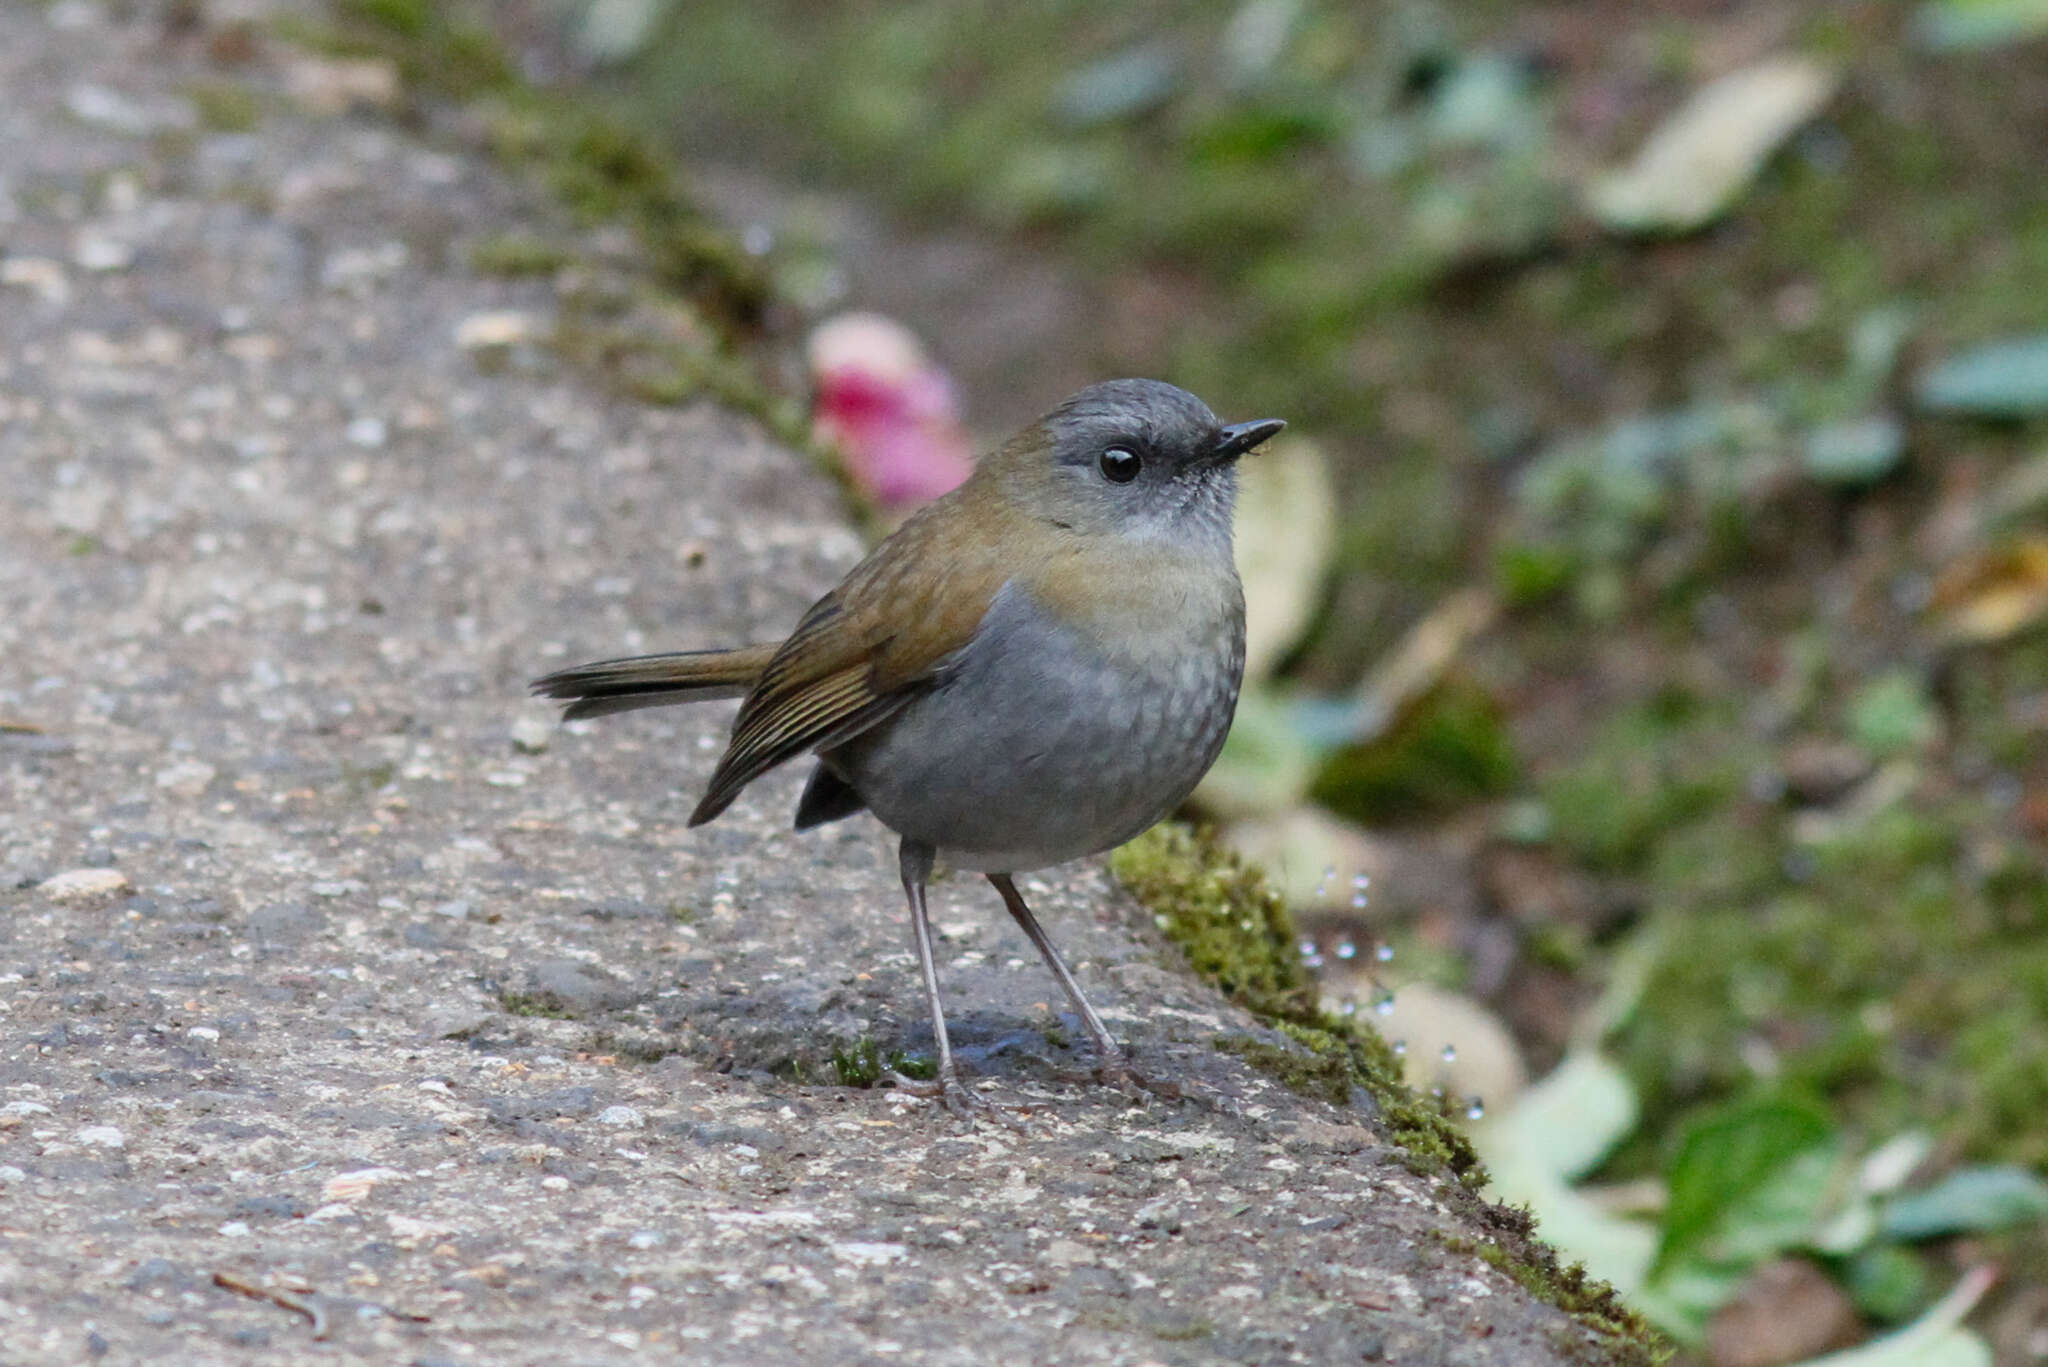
top-left (1099, 447), bottom-right (1141, 483)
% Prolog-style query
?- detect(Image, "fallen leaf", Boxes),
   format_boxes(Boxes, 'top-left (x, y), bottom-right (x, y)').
top-left (1929, 537), bottom-right (2048, 644)
top-left (1805, 414), bottom-right (1906, 485)
top-left (1916, 334), bottom-right (2048, 419)
top-left (1587, 55), bottom-right (1838, 234)
top-left (1913, 0), bottom-right (2048, 51)
top-left (1234, 434), bottom-right (1335, 682)
top-left (1487, 1051), bottom-right (1638, 1184)
top-left (1881, 1164), bottom-right (2048, 1241)
top-left (575, 0), bottom-right (668, 65)
top-left (1708, 1259), bottom-right (1864, 1367)
top-left (1192, 687), bottom-right (1317, 818)
top-left (1344, 588), bottom-right (1499, 745)
top-left (1358, 982), bottom-right (1528, 1108)
top-left (1477, 1129), bottom-right (1659, 1301)
top-left (1055, 43), bottom-right (1179, 127)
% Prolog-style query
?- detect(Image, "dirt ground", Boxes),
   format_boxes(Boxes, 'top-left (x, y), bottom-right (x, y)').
top-left (0, 4), bottom-right (1631, 1364)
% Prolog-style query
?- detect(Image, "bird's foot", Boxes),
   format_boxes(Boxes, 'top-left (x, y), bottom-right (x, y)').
top-left (1051, 1049), bottom-right (1182, 1103)
top-left (886, 1068), bottom-right (1030, 1127)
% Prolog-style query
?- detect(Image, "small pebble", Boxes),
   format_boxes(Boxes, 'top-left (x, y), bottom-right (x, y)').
top-left (75, 1126), bottom-right (125, 1148)
top-left (455, 310), bottom-right (545, 352)
top-left (41, 868), bottom-right (129, 901)
top-left (322, 1166), bottom-right (404, 1201)
top-left (154, 758), bottom-right (216, 797)
top-left (598, 1105), bottom-right (644, 1129)
top-left (510, 716), bottom-right (553, 754)
top-left (73, 235), bottom-right (133, 272)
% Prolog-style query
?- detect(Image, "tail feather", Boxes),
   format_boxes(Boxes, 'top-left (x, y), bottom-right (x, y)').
top-left (531, 645), bottom-right (777, 721)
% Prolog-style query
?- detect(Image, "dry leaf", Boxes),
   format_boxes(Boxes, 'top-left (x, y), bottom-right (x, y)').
top-left (1930, 537), bottom-right (2048, 644)
top-left (1587, 55), bottom-right (1838, 234)
top-left (1233, 434), bottom-right (1336, 682)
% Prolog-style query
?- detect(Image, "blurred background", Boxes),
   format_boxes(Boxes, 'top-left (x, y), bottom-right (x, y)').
top-left (454, 0), bottom-right (2046, 1360)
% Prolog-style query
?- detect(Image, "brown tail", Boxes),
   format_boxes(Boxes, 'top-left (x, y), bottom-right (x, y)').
top-left (531, 644), bottom-right (778, 720)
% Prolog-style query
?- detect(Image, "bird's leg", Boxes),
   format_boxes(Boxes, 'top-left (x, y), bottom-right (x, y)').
top-left (988, 873), bottom-right (1131, 1083)
top-left (889, 841), bottom-right (1013, 1118)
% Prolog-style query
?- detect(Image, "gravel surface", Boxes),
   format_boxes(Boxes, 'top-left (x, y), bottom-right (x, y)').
top-left (0, 5), bottom-right (1615, 1363)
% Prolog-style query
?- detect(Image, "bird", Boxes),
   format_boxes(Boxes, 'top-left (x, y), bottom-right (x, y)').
top-left (533, 378), bottom-right (1285, 1112)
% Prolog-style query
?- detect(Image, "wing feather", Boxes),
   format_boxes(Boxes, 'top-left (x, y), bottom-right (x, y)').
top-left (684, 480), bottom-right (1031, 827)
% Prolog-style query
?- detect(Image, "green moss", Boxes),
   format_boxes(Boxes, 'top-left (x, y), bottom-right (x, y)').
top-left (324, 0), bottom-right (514, 98)
top-left (1619, 795), bottom-right (2048, 1168)
top-left (186, 80), bottom-right (261, 133)
top-left (1214, 1033), bottom-right (1352, 1106)
top-left (832, 1037), bottom-right (885, 1088)
top-left (830, 1036), bottom-right (936, 1087)
top-left (297, 2), bottom-right (769, 341)
top-left (468, 232), bottom-right (571, 278)
top-left (1496, 541), bottom-right (1578, 607)
top-left (259, 0), bottom-right (842, 490)
top-left (338, 761), bottom-right (397, 797)
top-left (1113, 824), bottom-right (1660, 1359)
top-left (1114, 827), bottom-right (1473, 1166)
top-left (498, 991), bottom-right (574, 1020)
top-left (1310, 679), bottom-right (1518, 824)
top-left (1146, 1314), bottom-right (1215, 1342)
top-left (1112, 825), bottom-right (1314, 1021)
top-left (1538, 696), bottom-right (1746, 873)
top-left (1447, 1232), bottom-right (1670, 1362)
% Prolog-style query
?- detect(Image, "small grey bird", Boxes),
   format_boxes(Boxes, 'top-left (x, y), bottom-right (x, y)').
top-left (534, 379), bottom-right (1284, 1111)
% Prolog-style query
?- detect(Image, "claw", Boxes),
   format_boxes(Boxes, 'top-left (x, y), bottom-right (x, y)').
top-left (1047, 1049), bottom-right (1181, 1103)
top-left (886, 1068), bottom-right (1031, 1127)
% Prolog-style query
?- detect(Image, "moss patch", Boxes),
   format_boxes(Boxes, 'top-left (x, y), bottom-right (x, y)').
top-left (288, 0), bottom-right (777, 376)
top-left (468, 231), bottom-right (572, 278)
top-left (186, 80), bottom-right (261, 133)
top-left (1445, 1229), bottom-right (1671, 1364)
top-left (830, 1035), bottom-right (937, 1087)
top-left (497, 990), bottom-right (574, 1020)
top-left (1311, 678), bottom-right (1519, 824)
top-left (1112, 824), bottom-right (1661, 1362)
top-left (1114, 825), bottom-right (1479, 1174)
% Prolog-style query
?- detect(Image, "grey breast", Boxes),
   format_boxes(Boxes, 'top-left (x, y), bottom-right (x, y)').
top-left (826, 580), bottom-right (1242, 872)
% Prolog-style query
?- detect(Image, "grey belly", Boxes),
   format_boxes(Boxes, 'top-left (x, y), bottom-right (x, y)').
top-left (825, 590), bottom-right (1239, 872)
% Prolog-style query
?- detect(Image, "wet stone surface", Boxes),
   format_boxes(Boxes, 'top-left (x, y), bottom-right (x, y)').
top-left (0, 3), bottom-right (1605, 1363)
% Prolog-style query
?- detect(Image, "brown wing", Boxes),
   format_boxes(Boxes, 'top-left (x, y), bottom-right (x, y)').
top-left (685, 491), bottom-right (1021, 827)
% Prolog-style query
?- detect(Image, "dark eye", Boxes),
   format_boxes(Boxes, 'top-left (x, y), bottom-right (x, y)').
top-left (1098, 447), bottom-right (1141, 483)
